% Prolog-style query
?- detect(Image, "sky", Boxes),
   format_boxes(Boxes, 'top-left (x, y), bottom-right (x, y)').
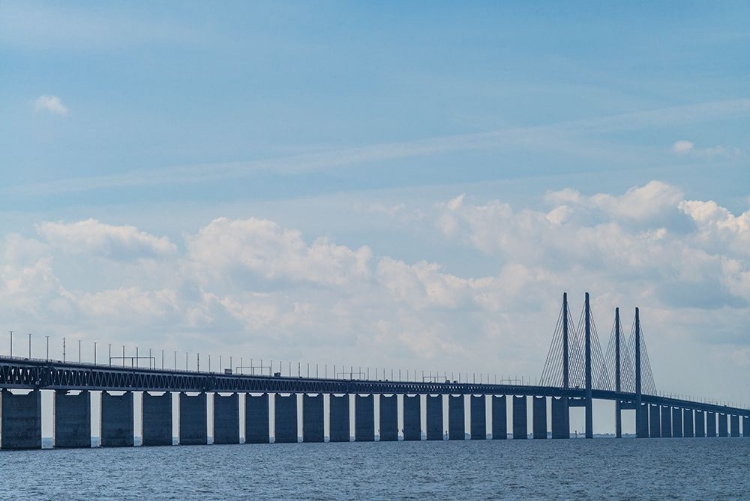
top-left (1, 2), bottom-right (749, 427)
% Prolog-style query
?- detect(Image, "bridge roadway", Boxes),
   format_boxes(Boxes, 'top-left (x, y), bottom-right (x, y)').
top-left (1, 356), bottom-right (748, 416)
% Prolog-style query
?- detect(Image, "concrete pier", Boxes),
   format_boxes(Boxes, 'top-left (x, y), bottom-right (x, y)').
top-left (649, 405), bottom-right (661, 438)
top-left (492, 396), bottom-right (507, 439)
top-left (672, 408), bottom-right (682, 438)
top-left (329, 394), bottom-right (350, 442)
top-left (180, 392), bottom-right (207, 445)
top-left (661, 405), bottom-right (672, 438)
top-left (470, 395), bottom-right (486, 440)
top-left (512, 396), bottom-right (527, 439)
top-left (533, 396), bottom-right (547, 439)
top-left (101, 391), bottom-right (134, 447)
top-left (302, 394), bottom-right (324, 443)
top-left (637, 403), bottom-right (649, 438)
top-left (379, 395), bottom-right (398, 441)
top-left (448, 395), bottom-right (464, 440)
top-left (683, 409), bottom-right (694, 438)
top-left (355, 395), bottom-right (374, 442)
top-left (142, 392), bottom-right (172, 446)
top-left (743, 416), bottom-right (749, 437)
top-left (274, 394), bottom-right (297, 443)
top-left (55, 390), bottom-right (91, 448)
top-left (695, 410), bottom-right (705, 438)
top-left (718, 413), bottom-right (728, 437)
top-left (213, 393), bottom-right (239, 445)
top-left (1, 389), bottom-right (42, 450)
top-left (426, 395), bottom-right (443, 440)
top-left (403, 395), bottom-right (421, 441)
top-left (551, 397), bottom-right (568, 439)
top-left (730, 415), bottom-right (740, 437)
top-left (245, 393), bottom-right (269, 443)
top-left (706, 411), bottom-right (716, 437)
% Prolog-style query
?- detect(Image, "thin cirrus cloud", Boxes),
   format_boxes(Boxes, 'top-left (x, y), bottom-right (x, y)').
top-left (32, 94), bottom-right (68, 116)
top-left (5, 97), bottom-right (750, 198)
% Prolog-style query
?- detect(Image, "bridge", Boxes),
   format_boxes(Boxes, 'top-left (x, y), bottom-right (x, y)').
top-left (0, 292), bottom-right (748, 449)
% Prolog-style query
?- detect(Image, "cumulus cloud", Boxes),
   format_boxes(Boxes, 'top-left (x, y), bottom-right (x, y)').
top-left (185, 217), bottom-right (372, 287)
top-left (1, 187), bottom-right (749, 406)
top-left (33, 94), bottom-right (68, 116)
top-left (37, 219), bottom-right (176, 258)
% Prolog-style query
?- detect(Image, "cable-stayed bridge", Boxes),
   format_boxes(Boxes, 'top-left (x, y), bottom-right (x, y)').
top-left (1, 292), bottom-right (748, 449)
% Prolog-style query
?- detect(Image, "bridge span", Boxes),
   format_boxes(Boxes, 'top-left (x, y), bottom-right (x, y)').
top-left (1, 293), bottom-right (748, 449)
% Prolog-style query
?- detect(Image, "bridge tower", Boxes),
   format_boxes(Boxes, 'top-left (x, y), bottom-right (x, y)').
top-left (584, 292), bottom-right (593, 439)
top-left (635, 307), bottom-right (644, 438)
top-left (562, 292), bottom-right (570, 438)
top-left (615, 307), bottom-right (621, 438)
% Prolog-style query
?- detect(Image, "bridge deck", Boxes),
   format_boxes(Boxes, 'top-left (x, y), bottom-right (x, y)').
top-left (1, 357), bottom-right (747, 417)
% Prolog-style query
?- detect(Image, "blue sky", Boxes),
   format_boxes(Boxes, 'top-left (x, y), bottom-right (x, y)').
top-left (1, 2), bottom-right (749, 428)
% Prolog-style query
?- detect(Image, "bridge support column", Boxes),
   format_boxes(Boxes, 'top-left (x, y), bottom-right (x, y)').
top-left (551, 397), bottom-right (568, 439)
top-left (730, 415), bottom-right (740, 437)
top-left (403, 395), bottom-right (421, 441)
top-left (683, 409), bottom-right (694, 438)
top-left (0, 389), bottom-right (41, 450)
top-left (661, 406), bottom-right (672, 438)
top-left (513, 396), bottom-right (527, 439)
top-left (672, 408), bottom-right (682, 438)
top-left (695, 410), bottom-right (706, 437)
top-left (426, 395), bottom-right (443, 440)
top-left (743, 416), bottom-right (750, 437)
top-left (179, 392), bottom-right (207, 445)
top-left (55, 390), bottom-right (91, 448)
top-left (142, 392), bottom-right (172, 446)
top-left (533, 396), bottom-right (547, 439)
top-left (274, 394), bottom-right (297, 443)
top-left (329, 394), bottom-right (350, 442)
top-left (637, 403), bottom-right (649, 438)
top-left (214, 393), bottom-right (239, 444)
top-left (355, 394), bottom-right (374, 442)
top-left (448, 395), bottom-right (465, 440)
top-left (302, 394), bottom-right (324, 443)
top-left (470, 395), bottom-right (486, 440)
top-left (180, 392), bottom-right (208, 445)
top-left (492, 396), bottom-right (507, 439)
top-left (718, 413), bottom-right (728, 437)
top-left (706, 411), bottom-right (716, 437)
top-left (245, 393), bottom-right (270, 443)
top-left (379, 395), bottom-right (398, 441)
top-left (615, 401), bottom-right (622, 438)
top-left (649, 405), bottom-right (661, 438)
top-left (102, 391), bottom-right (134, 447)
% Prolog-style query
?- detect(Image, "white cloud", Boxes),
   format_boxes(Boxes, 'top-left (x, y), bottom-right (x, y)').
top-left (672, 140), bottom-right (694, 155)
top-left (33, 94), bottom-right (68, 116)
top-left (1, 186), bottom-right (749, 408)
top-left (37, 219), bottom-right (176, 258)
top-left (671, 140), bottom-right (741, 159)
top-left (185, 217), bottom-right (372, 287)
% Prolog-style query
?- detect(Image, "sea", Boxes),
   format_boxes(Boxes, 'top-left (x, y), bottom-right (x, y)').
top-left (1, 438), bottom-right (749, 500)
